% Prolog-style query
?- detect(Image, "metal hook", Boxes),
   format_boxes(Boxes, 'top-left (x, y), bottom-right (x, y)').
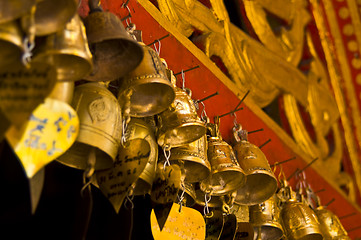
top-left (146, 34), bottom-right (170, 46)
top-left (121, 3), bottom-right (132, 26)
top-left (153, 39), bottom-right (161, 55)
top-left (258, 139), bottom-right (271, 149)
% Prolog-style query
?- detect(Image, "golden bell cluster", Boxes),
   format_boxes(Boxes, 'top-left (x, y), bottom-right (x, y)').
top-left (0, 2), bottom-right (352, 240)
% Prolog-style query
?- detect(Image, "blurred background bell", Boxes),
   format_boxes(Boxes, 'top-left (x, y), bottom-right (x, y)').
top-left (57, 82), bottom-right (122, 170)
top-left (34, 0), bottom-right (79, 36)
top-left (0, 20), bottom-right (24, 69)
top-left (170, 135), bottom-right (211, 183)
top-left (0, 0), bottom-right (35, 24)
top-left (233, 125), bottom-right (277, 205)
top-left (281, 195), bottom-right (323, 240)
top-left (249, 194), bottom-right (284, 240)
top-left (33, 14), bottom-right (93, 82)
top-left (157, 72), bottom-right (206, 148)
top-left (118, 48), bottom-right (175, 117)
top-left (83, 0), bottom-right (143, 81)
top-left (315, 206), bottom-right (350, 240)
top-left (48, 81), bottom-right (74, 104)
top-left (126, 117), bottom-right (158, 196)
top-left (200, 120), bottom-right (245, 196)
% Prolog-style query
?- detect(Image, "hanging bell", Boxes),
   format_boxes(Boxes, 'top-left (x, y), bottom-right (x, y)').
top-left (182, 182), bottom-right (197, 207)
top-left (169, 135), bottom-right (211, 183)
top-left (57, 82), bottom-right (122, 170)
top-left (231, 204), bottom-right (254, 240)
top-left (200, 119), bottom-right (245, 196)
top-left (249, 194), bottom-right (284, 240)
top-left (83, 4), bottom-right (143, 81)
top-left (157, 71), bottom-right (206, 148)
top-left (233, 125), bottom-right (277, 205)
top-left (0, 20), bottom-right (24, 69)
top-left (126, 117), bottom-right (158, 196)
top-left (314, 206), bottom-right (350, 240)
top-left (281, 195), bottom-right (323, 240)
top-left (118, 47), bottom-right (175, 117)
top-left (194, 182), bottom-right (237, 208)
top-left (48, 81), bottom-right (74, 104)
top-left (34, 0), bottom-right (79, 36)
top-left (33, 14), bottom-right (93, 82)
top-left (0, 0), bottom-right (36, 24)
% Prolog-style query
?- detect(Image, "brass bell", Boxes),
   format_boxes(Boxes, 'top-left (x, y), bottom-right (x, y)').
top-left (0, 0), bottom-right (36, 24)
top-left (83, 5), bottom-right (143, 81)
top-left (127, 117), bottom-right (158, 196)
top-left (34, 0), bottom-right (79, 36)
top-left (0, 20), bottom-right (24, 69)
top-left (231, 204), bottom-right (255, 240)
top-left (118, 47), bottom-right (175, 117)
top-left (182, 182), bottom-right (197, 207)
top-left (157, 71), bottom-right (206, 148)
top-left (281, 196), bottom-right (323, 240)
top-left (48, 81), bottom-right (74, 104)
top-left (195, 182), bottom-right (237, 208)
top-left (170, 135), bottom-right (211, 183)
top-left (233, 125), bottom-right (277, 205)
top-left (249, 194), bottom-right (284, 240)
top-left (200, 119), bottom-right (245, 196)
top-left (315, 206), bottom-right (350, 240)
top-left (57, 82), bottom-right (122, 170)
top-left (33, 14), bottom-right (93, 82)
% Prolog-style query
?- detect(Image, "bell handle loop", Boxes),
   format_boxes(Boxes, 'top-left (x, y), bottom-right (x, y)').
top-left (213, 116), bottom-right (221, 139)
top-left (232, 124), bottom-right (243, 142)
top-left (184, 88), bottom-right (192, 97)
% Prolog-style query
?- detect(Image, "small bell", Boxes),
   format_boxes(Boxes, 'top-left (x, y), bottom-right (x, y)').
top-left (194, 182), bottom-right (237, 208)
top-left (0, 20), bottom-right (24, 69)
top-left (83, 2), bottom-right (143, 81)
top-left (157, 70), bottom-right (206, 148)
top-left (170, 135), bottom-right (211, 183)
top-left (118, 47), bottom-right (175, 117)
top-left (280, 189), bottom-right (323, 240)
top-left (48, 81), bottom-right (74, 104)
top-left (34, 0), bottom-right (79, 36)
top-left (233, 125), bottom-right (277, 205)
top-left (33, 14), bottom-right (93, 82)
top-left (315, 206), bottom-right (350, 240)
top-left (57, 82), bottom-right (122, 170)
top-left (200, 118), bottom-right (245, 196)
top-left (127, 117), bottom-right (158, 196)
top-left (0, 0), bottom-right (35, 24)
top-left (231, 204), bottom-right (254, 240)
top-left (249, 194), bottom-right (284, 240)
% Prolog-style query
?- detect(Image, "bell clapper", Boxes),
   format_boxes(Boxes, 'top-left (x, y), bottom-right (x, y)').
top-left (81, 148), bottom-right (96, 197)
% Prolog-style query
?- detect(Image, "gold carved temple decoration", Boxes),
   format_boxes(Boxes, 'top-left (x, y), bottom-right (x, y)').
top-left (138, 0), bottom-right (361, 202)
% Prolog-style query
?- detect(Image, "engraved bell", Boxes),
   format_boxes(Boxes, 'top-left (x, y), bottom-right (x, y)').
top-left (57, 82), bottom-right (122, 170)
top-left (118, 48), bottom-right (175, 117)
top-left (33, 14), bottom-right (93, 82)
top-left (249, 194), bottom-right (284, 240)
top-left (126, 117), bottom-right (158, 196)
top-left (0, 0), bottom-right (35, 24)
top-left (34, 0), bottom-right (79, 36)
top-left (169, 135), bottom-right (211, 183)
top-left (315, 206), bottom-right (350, 240)
top-left (281, 196), bottom-right (323, 240)
top-left (83, 3), bottom-right (143, 82)
top-left (233, 125), bottom-right (277, 205)
top-left (231, 204), bottom-right (255, 240)
top-left (0, 20), bottom-right (24, 69)
top-left (157, 71), bottom-right (206, 148)
top-left (200, 118), bottom-right (245, 196)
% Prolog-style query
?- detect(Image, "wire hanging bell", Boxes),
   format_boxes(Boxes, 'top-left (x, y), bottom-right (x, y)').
top-left (169, 135), bottom-right (211, 183)
top-left (0, 20), bottom-right (24, 69)
top-left (83, 1), bottom-right (143, 82)
top-left (249, 194), bottom-right (284, 240)
top-left (200, 118), bottom-right (246, 196)
top-left (57, 82), bottom-right (122, 170)
top-left (118, 49), bottom-right (175, 117)
top-left (33, 14), bottom-right (93, 82)
top-left (34, 0), bottom-right (79, 36)
top-left (315, 206), bottom-right (350, 240)
top-left (233, 125), bottom-right (278, 205)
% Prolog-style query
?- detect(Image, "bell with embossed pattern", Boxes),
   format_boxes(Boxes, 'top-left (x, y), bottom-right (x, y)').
top-left (57, 82), bottom-right (122, 170)
top-left (157, 69), bottom-right (206, 148)
top-left (249, 194), bottom-right (284, 240)
top-left (233, 124), bottom-right (277, 205)
top-left (170, 135), bottom-right (211, 183)
top-left (34, 0), bottom-right (79, 36)
top-left (118, 48), bottom-right (175, 117)
top-left (127, 117), bottom-right (158, 196)
top-left (0, 20), bottom-right (24, 69)
top-left (315, 206), bottom-right (350, 240)
top-left (200, 118), bottom-right (245, 196)
top-left (33, 14), bottom-right (93, 82)
top-left (83, 0), bottom-right (143, 82)
top-left (281, 195), bottom-right (323, 240)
